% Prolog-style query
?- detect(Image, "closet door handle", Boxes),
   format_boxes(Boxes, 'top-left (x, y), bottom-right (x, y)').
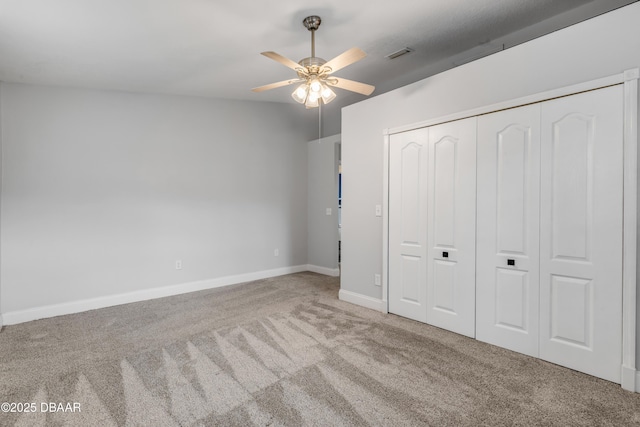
top-left (442, 251), bottom-right (449, 258)
top-left (507, 259), bottom-right (515, 266)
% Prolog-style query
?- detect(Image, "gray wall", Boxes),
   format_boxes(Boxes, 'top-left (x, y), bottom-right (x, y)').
top-left (0, 83), bottom-right (316, 314)
top-left (307, 135), bottom-right (340, 272)
top-left (340, 3), bottom-right (640, 362)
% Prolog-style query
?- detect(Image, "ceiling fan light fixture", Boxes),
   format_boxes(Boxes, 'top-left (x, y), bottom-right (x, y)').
top-left (292, 83), bottom-right (308, 103)
top-left (292, 80), bottom-right (335, 108)
top-left (320, 84), bottom-right (336, 104)
top-left (309, 78), bottom-right (322, 93)
top-left (308, 91), bottom-right (320, 102)
top-left (305, 94), bottom-right (319, 109)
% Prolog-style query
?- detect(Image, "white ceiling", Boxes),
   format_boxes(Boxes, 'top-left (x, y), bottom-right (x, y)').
top-left (0, 0), bottom-right (636, 107)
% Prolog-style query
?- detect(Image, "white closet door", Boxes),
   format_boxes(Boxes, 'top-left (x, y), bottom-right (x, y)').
top-left (388, 128), bottom-right (429, 322)
top-left (426, 118), bottom-right (477, 337)
top-left (539, 86), bottom-right (623, 383)
top-left (476, 104), bottom-right (541, 356)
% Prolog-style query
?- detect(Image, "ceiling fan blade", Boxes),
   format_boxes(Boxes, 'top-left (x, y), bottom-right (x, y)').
top-left (252, 78), bottom-right (303, 92)
top-left (261, 51), bottom-right (302, 71)
top-left (322, 47), bottom-right (367, 74)
top-left (331, 77), bottom-right (375, 96)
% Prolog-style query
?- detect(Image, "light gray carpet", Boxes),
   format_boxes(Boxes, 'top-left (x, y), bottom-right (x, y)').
top-left (1, 272), bottom-right (639, 426)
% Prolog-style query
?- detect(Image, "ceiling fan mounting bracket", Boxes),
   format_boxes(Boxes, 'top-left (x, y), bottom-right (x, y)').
top-left (302, 16), bottom-right (322, 32)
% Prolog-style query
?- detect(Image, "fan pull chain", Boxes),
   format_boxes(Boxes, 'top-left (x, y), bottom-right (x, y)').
top-left (318, 102), bottom-right (322, 140)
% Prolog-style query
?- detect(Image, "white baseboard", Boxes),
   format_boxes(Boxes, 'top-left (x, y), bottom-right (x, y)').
top-left (1, 265), bottom-right (308, 326)
top-left (636, 370), bottom-right (640, 393)
top-left (621, 365), bottom-right (637, 392)
top-left (338, 289), bottom-right (385, 312)
top-left (306, 264), bottom-right (340, 277)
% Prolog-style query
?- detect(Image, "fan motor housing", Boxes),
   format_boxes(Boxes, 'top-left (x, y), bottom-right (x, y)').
top-left (298, 56), bottom-right (327, 77)
top-left (298, 57), bottom-right (326, 68)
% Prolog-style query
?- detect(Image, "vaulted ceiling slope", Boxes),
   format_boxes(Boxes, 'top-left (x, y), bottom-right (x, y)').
top-left (0, 0), bottom-right (636, 106)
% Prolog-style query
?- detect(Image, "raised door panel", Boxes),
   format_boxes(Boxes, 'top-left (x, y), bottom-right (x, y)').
top-left (539, 85), bottom-right (623, 383)
top-left (476, 104), bottom-right (541, 356)
top-left (389, 128), bottom-right (429, 322)
top-left (426, 117), bottom-right (476, 337)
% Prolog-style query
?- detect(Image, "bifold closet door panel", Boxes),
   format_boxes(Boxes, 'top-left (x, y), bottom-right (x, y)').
top-left (426, 117), bottom-right (477, 338)
top-left (539, 85), bottom-right (623, 383)
top-left (388, 128), bottom-right (429, 322)
top-left (476, 104), bottom-right (541, 356)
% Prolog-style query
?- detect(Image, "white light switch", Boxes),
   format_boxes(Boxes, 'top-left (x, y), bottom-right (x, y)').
top-left (375, 205), bottom-right (382, 217)
top-left (326, 208), bottom-right (332, 215)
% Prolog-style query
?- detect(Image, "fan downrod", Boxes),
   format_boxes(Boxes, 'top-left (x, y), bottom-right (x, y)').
top-left (302, 16), bottom-right (322, 60)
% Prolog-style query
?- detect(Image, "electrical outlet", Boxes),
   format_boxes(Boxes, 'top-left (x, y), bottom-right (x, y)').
top-left (326, 208), bottom-right (332, 215)
top-left (274, 249), bottom-right (279, 257)
top-left (374, 273), bottom-right (381, 286)
top-left (175, 260), bottom-right (182, 270)
top-left (375, 205), bottom-right (382, 217)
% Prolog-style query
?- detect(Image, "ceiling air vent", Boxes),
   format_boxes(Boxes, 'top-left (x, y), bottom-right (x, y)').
top-left (385, 47), bottom-right (414, 60)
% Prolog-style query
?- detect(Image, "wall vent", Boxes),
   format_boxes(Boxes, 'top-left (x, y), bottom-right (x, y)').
top-left (385, 47), bottom-right (414, 60)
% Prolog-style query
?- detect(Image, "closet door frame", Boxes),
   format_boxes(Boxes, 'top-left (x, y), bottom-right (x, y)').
top-left (382, 68), bottom-right (638, 392)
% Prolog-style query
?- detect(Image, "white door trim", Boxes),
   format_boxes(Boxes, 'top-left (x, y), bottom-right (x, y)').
top-left (382, 69), bottom-right (639, 391)
top-left (622, 68), bottom-right (639, 391)
top-left (382, 132), bottom-right (390, 314)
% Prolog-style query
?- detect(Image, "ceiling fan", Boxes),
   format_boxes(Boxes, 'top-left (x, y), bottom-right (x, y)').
top-left (252, 15), bottom-right (375, 108)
